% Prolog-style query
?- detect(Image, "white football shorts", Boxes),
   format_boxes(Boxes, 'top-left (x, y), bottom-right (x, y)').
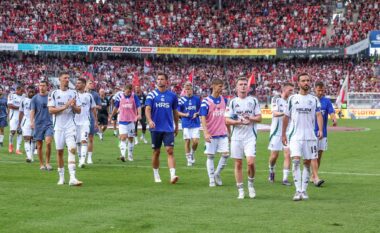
top-left (204, 136), bottom-right (229, 155)
top-left (183, 127), bottom-right (200, 140)
top-left (119, 123), bottom-right (135, 137)
top-left (231, 138), bottom-right (256, 159)
top-left (54, 126), bottom-right (77, 150)
top-left (289, 140), bottom-right (318, 160)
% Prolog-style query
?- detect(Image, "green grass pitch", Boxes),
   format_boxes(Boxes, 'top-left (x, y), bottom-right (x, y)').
top-left (0, 119), bottom-right (379, 233)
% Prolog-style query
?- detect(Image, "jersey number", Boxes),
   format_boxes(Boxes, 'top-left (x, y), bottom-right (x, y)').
top-left (310, 145), bottom-right (317, 154)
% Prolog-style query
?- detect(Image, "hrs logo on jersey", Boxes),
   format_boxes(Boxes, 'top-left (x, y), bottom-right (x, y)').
top-left (155, 102), bottom-right (170, 108)
top-left (186, 106), bottom-right (197, 111)
top-left (212, 110), bottom-right (225, 117)
top-left (121, 103), bottom-right (133, 108)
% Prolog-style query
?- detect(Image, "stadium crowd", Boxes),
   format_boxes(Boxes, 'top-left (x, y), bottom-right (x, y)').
top-left (331, 0), bottom-right (379, 47)
top-left (0, 54), bottom-right (378, 103)
top-left (0, 0), bottom-right (365, 48)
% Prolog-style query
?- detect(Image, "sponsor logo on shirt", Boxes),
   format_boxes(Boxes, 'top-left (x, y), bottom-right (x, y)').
top-left (155, 102), bottom-right (170, 108)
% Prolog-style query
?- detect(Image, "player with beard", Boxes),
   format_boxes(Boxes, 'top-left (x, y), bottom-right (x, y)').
top-left (48, 72), bottom-right (82, 186)
top-left (282, 73), bottom-right (323, 201)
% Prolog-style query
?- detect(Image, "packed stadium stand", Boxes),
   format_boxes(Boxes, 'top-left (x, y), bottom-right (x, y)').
top-left (1, 0), bottom-right (376, 48)
top-left (0, 53), bottom-right (378, 103)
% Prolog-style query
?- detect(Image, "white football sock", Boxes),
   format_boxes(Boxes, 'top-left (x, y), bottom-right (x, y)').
top-left (169, 168), bottom-right (176, 178)
top-left (215, 155), bottom-right (229, 175)
top-left (283, 169), bottom-right (290, 181)
top-left (269, 164), bottom-right (275, 173)
top-left (9, 134), bottom-right (14, 145)
top-left (30, 140), bottom-right (35, 158)
top-left (128, 141), bottom-right (134, 156)
top-left (24, 140), bottom-right (31, 159)
top-left (68, 163), bottom-right (76, 180)
top-left (302, 166), bottom-right (311, 192)
top-left (206, 155), bottom-right (215, 179)
top-left (237, 182), bottom-right (244, 190)
top-left (186, 153), bottom-right (192, 161)
top-left (120, 140), bottom-right (127, 157)
top-left (0, 135), bottom-right (4, 143)
top-left (153, 168), bottom-right (160, 176)
top-left (58, 167), bottom-right (65, 179)
top-left (248, 177), bottom-right (255, 188)
top-left (16, 134), bottom-right (22, 150)
top-left (81, 143), bottom-right (88, 160)
top-left (87, 152), bottom-right (92, 160)
top-left (292, 160), bottom-right (302, 192)
top-left (77, 143), bottom-right (81, 158)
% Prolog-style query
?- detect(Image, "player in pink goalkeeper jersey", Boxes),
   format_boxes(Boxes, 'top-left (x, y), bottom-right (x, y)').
top-left (200, 78), bottom-right (229, 187)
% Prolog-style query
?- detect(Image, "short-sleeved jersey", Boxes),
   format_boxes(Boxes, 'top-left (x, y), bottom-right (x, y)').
top-left (8, 93), bottom-right (24, 118)
top-left (178, 95), bottom-right (201, 128)
top-left (0, 96), bottom-right (7, 118)
top-left (315, 96), bottom-right (335, 137)
top-left (269, 96), bottom-right (288, 138)
top-left (136, 93), bottom-right (147, 108)
top-left (48, 89), bottom-right (82, 130)
top-left (75, 92), bottom-right (95, 125)
top-left (99, 97), bottom-right (110, 115)
top-left (226, 96), bottom-right (261, 140)
top-left (114, 94), bottom-right (141, 125)
top-left (31, 94), bottom-right (52, 128)
top-left (285, 94), bottom-right (321, 141)
top-left (199, 96), bottom-right (228, 117)
top-left (199, 95), bottom-right (228, 137)
top-left (19, 98), bottom-right (32, 121)
top-left (112, 91), bottom-right (124, 101)
top-left (145, 89), bottom-right (178, 132)
top-left (89, 90), bottom-right (101, 121)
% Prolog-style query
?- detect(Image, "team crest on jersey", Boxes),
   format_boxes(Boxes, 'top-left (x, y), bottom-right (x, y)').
top-left (57, 96), bottom-right (61, 99)
top-left (248, 102), bottom-right (253, 108)
top-left (308, 100), bottom-right (313, 105)
top-left (295, 101), bottom-right (299, 104)
top-left (235, 104), bottom-right (240, 108)
top-left (160, 96), bottom-right (165, 102)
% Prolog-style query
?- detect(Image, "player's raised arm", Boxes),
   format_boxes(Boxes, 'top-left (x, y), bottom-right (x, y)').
top-left (71, 96), bottom-right (81, 114)
top-left (48, 92), bottom-right (70, 114)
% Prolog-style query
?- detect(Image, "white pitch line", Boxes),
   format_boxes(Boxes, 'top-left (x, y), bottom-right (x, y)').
top-left (1, 160), bottom-right (379, 177)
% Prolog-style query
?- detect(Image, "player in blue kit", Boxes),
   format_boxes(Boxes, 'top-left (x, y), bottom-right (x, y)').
top-left (0, 86), bottom-right (7, 147)
top-left (145, 73), bottom-right (179, 184)
top-left (30, 80), bottom-right (54, 170)
top-left (312, 81), bottom-right (337, 186)
top-left (86, 80), bottom-right (101, 164)
top-left (177, 82), bottom-right (201, 166)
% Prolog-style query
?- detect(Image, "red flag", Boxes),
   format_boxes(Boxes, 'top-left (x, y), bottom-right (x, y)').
top-left (336, 74), bottom-right (349, 108)
top-left (132, 72), bottom-right (140, 86)
top-left (188, 69), bottom-right (194, 83)
top-left (144, 58), bottom-right (152, 73)
top-left (248, 71), bottom-right (256, 85)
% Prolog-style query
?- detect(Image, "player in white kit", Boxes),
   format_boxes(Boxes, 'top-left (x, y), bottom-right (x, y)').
top-left (268, 82), bottom-right (294, 186)
top-left (48, 72), bottom-right (83, 186)
top-left (18, 86), bottom-right (36, 162)
top-left (282, 73), bottom-right (323, 201)
top-left (75, 78), bottom-right (97, 168)
top-left (226, 77), bottom-right (262, 199)
top-left (8, 86), bottom-right (24, 154)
